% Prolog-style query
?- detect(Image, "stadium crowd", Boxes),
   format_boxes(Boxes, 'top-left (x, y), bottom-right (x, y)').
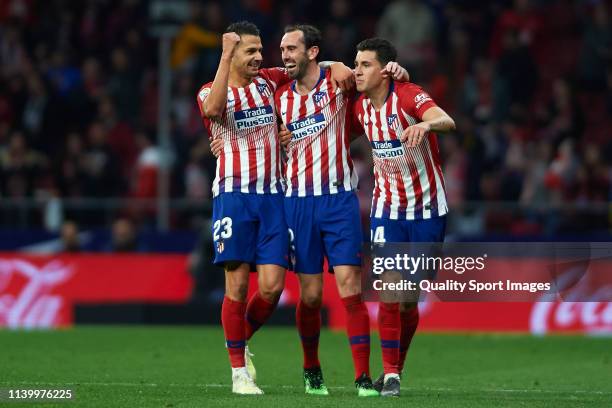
top-left (0, 0), bottom-right (610, 234)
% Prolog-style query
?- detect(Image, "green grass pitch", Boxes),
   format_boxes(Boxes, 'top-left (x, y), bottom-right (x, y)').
top-left (1, 326), bottom-right (611, 407)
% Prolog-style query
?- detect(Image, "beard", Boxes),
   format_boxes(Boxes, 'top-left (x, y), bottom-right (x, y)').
top-left (287, 55), bottom-right (309, 80)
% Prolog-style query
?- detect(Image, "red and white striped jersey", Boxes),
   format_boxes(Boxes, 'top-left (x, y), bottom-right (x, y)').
top-left (275, 69), bottom-right (357, 197)
top-left (197, 68), bottom-right (290, 197)
top-left (352, 81), bottom-right (448, 220)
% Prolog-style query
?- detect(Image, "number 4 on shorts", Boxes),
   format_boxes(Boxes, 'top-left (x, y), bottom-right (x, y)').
top-left (371, 226), bottom-right (385, 243)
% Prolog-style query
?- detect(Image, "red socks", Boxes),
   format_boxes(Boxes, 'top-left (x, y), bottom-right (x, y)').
top-left (296, 300), bottom-right (321, 369)
top-left (398, 306), bottom-right (419, 373)
top-left (245, 292), bottom-right (277, 340)
top-left (341, 294), bottom-right (371, 379)
top-left (378, 302), bottom-right (400, 374)
top-left (221, 296), bottom-right (246, 368)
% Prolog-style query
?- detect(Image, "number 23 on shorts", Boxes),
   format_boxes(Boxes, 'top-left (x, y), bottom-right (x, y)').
top-left (213, 217), bottom-right (233, 241)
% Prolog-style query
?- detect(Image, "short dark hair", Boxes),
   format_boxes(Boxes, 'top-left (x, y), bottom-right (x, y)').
top-left (356, 38), bottom-right (397, 66)
top-left (225, 21), bottom-right (260, 37)
top-left (284, 24), bottom-right (321, 50)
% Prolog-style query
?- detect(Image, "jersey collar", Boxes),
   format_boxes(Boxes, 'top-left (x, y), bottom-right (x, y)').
top-left (291, 67), bottom-right (326, 93)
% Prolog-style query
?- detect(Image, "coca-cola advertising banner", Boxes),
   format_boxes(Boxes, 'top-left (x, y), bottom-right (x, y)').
top-left (0, 254), bottom-right (192, 328)
top-left (1, 253), bottom-right (610, 335)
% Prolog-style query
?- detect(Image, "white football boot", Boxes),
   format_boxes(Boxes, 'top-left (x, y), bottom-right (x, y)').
top-left (231, 367), bottom-right (263, 395)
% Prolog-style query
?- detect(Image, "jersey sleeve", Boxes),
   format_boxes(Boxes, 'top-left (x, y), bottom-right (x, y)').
top-left (398, 83), bottom-right (438, 121)
top-left (196, 83), bottom-right (212, 117)
top-left (259, 67), bottom-right (291, 91)
top-left (196, 83), bottom-right (214, 137)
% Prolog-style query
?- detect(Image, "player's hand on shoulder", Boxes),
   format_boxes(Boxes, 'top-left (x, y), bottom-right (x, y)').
top-left (401, 122), bottom-right (430, 147)
top-left (222, 32), bottom-right (241, 57)
top-left (279, 124), bottom-right (292, 149)
top-left (330, 62), bottom-right (355, 93)
top-left (210, 138), bottom-right (224, 158)
top-left (381, 62), bottom-right (409, 82)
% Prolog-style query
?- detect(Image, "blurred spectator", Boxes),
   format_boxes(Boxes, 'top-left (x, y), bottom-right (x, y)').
top-left (22, 73), bottom-right (58, 153)
top-left (97, 96), bottom-right (136, 176)
top-left (107, 47), bottom-right (141, 122)
top-left (131, 130), bottom-right (160, 200)
top-left (578, 2), bottom-right (612, 90)
top-left (172, 74), bottom-right (201, 134)
top-left (184, 138), bottom-right (211, 202)
top-left (82, 121), bottom-right (123, 198)
top-left (496, 29), bottom-right (538, 108)
top-left (537, 78), bottom-right (585, 146)
top-left (376, 0), bottom-right (436, 74)
top-left (60, 220), bottom-right (81, 252)
top-left (0, 131), bottom-right (47, 198)
top-left (441, 133), bottom-right (467, 207)
top-left (230, 0), bottom-right (274, 42)
top-left (46, 51), bottom-right (81, 98)
top-left (111, 217), bottom-right (138, 252)
top-left (320, 0), bottom-right (357, 63)
top-left (55, 131), bottom-right (86, 198)
top-left (460, 58), bottom-right (510, 122)
top-left (489, 0), bottom-right (540, 59)
top-left (171, 1), bottom-right (221, 73)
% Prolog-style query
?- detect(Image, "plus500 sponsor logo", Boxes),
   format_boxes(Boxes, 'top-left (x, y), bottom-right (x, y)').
top-left (287, 114), bottom-right (326, 141)
top-left (371, 139), bottom-right (404, 158)
top-left (234, 105), bottom-right (274, 130)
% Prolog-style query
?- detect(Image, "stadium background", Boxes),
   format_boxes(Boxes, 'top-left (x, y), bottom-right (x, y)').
top-left (1, 0), bottom-right (611, 332)
top-left (1, 1), bottom-right (611, 406)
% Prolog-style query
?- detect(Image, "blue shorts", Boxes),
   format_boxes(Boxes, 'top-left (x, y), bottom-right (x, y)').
top-left (284, 191), bottom-right (363, 274)
top-left (212, 192), bottom-right (289, 268)
top-left (370, 216), bottom-right (447, 243)
top-left (370, 216), bottom-right (447, 280)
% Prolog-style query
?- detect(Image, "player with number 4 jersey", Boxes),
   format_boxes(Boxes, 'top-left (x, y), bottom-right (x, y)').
top-left (351, 38), bottom-right (456, 397)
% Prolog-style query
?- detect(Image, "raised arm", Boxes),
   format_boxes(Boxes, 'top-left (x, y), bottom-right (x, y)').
top-left (319, 61), bottom-right (355, 92)
top-left (202, 32), bottom-right (240, 120)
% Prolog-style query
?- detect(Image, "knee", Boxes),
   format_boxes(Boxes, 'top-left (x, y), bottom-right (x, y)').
top-left (259, 283), bottom-right (283, 304)
top-left (300, 290), bottom-right (322, 308)
top-left (226, 281), bottom-right (248, 302)
top-left (336, 273), bottom-right (361, 297)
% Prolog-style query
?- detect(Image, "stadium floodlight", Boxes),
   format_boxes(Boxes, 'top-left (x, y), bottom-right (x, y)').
top-left (148, 0), bottom-right (189, 230)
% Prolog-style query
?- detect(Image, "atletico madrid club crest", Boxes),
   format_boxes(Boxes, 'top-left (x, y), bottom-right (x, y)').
top-left (387, 114), bottom-right (398, 128)
top-left (256, 83), bottom-right (271, 98)
top-left (313, 91), bottom-right (329, 107)
top-left (216, 241), bottom-right (225, 253)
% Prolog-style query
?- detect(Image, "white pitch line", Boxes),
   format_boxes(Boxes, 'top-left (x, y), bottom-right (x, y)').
top-left (0, 381), bottom-right (609, 395)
